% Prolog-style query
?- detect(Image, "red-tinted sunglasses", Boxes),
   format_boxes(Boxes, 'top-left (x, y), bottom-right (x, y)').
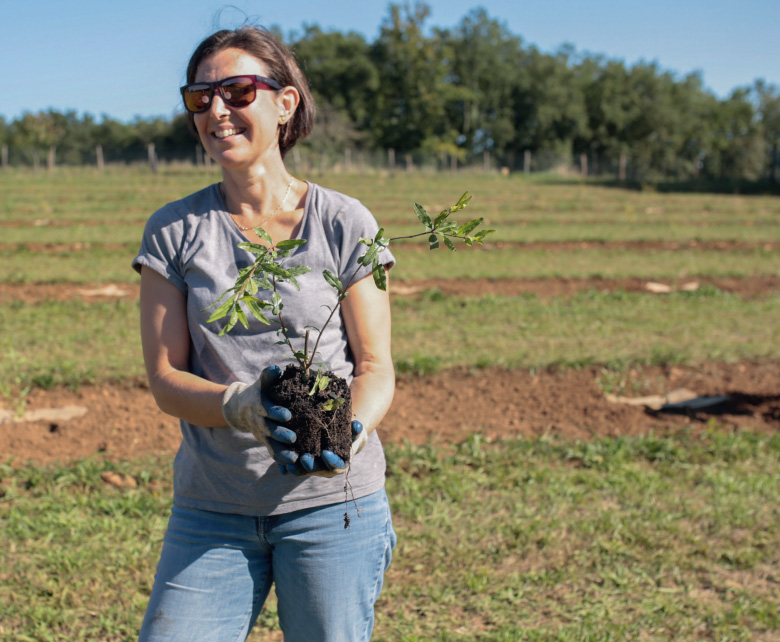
top-left (180, 75), bottom-right (283, 113)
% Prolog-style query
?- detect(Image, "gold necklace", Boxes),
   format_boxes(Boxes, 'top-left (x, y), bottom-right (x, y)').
top-left (223, 176), bottom-right (295, 231)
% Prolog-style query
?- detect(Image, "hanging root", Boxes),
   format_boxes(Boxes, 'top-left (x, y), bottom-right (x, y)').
top-left (343, 466), bottom-right (361, 529)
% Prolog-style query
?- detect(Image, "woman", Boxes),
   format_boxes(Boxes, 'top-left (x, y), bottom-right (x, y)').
top-left (133, 26), bottom-right (396, 642)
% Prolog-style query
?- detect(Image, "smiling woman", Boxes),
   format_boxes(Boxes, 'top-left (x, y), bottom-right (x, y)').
top-left (132, 26), bottom-right (397, 642)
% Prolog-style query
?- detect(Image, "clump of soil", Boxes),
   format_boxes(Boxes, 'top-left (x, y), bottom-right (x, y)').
top-left (266, 365), bottom-right (353, 462)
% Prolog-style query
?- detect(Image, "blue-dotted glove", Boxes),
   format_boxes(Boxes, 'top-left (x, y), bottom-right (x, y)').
top-left (279, 420), bottom-right (367, 477)
top-left (222, 366), bottom-right (297, 459)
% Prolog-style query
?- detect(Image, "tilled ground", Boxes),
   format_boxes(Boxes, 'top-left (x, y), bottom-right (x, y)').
top-left (1, 361), bottom-right (778, 465)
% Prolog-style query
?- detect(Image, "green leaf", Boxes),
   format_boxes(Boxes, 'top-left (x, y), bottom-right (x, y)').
top-left (358, 237), bottom-right (374, 246)
top-left (286, 265), bottom-right (312, 277)
top-left (236, 306), bottom-right (249, 330)
top-left (276, 239), bottom-right (307, 250)
top-left (321, 398), bottom-right (346, 412)
top-left (309, 373), bottom-right (330, 396)
top-left (456, 217), bottom-right (484, 237)
top-left (475, 229), bottom-right (496, 242)
top-left (244, 298), bottom-right (271, 325)
top-left (220, 309), bottom-right (240, 336)
top-left (443, 236), bottom-right (456, 252)
top-left (453, 191), bottom-right (472, 212)
top-left (253, 227), bottom-right (273, 245)
top-left (323, 269), bottom-right (343, 291)
top-left (206, 299), bottom-right (234, 323)
top-left (413, 202), bottom-right (432, 229)
top-left (433, 210), bottom-right (449, 227)
top-left (372, 257), bottom-right (387, 291)
top-left (359, 242), bottom-right (381, 266)
top-left (428, 234), bottom-right (439, 250)
top-left (237, 242), bottom-right (268, 257)
top-left (271, 292), bottom-right (283, 315)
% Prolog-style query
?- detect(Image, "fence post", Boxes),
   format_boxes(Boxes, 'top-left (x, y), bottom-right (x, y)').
top-left (33, 150), bottom-right (40, 173)
top-left (523, 150), bottom-right (531, 174)
top-left (405, 153), bottom-right (413, 173)
top-left (148, 143), bottom-right (158, 174)
top-left (358, 150), bottom-right (365, 175)
top-left (387, 148), bottom-right (395, 171)
top-left (345, 148), bottom-right (352, 171)
top-left (483, 150), bottom-right (490, 172)
top-left (204, 150), bottom-right (211, 170)
top-left (450, 154), bottom-right (457, 174)
top-left (580, 153), bottom-right (588, 177)
top-left (619, 152), bottom-right (627, 181)
top-left (96, 144), bottom-right (104, 171)
top-left (1, 145), bottom-right (8, 169)
top-left (47, 146), bottom-right (56, 172)
top-left (195, 144), bottom-right (202, 167)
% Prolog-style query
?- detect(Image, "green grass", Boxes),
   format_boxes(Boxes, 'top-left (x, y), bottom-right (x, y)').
top-left (1, 289), bottom-right (778, 391)
top-left (2, 430), bottom-right (778, 641)
top-left (2, 244), bottom-right (778, 285)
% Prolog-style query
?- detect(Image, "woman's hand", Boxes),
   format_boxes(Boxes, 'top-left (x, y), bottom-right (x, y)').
top-left (278, 420), bottom-right (366, 477)
top-left (222, 366), bottom-right (298, 460)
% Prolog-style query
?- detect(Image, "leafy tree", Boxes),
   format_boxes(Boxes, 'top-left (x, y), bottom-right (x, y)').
top-left (753, 80), bottom-right (780, 182)
top-left (368, 2), bottom-right (458, 155)
top-left (441, 9), bottom-right (522, 162)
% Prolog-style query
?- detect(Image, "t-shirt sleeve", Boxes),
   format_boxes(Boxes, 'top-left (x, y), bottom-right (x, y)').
top-left (335, 200), bottom-right (396, 287)
top-left (132, 205), bottom-right (188, 295)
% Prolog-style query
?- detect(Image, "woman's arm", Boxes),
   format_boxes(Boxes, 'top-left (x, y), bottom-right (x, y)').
top-left (340, 268), bottom-right (395, 435)
top-left (139, 266), bottom-right (228, 427)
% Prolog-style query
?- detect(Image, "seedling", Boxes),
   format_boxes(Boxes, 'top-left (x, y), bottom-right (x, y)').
top-left (206, 191), bottom-right (494, 463)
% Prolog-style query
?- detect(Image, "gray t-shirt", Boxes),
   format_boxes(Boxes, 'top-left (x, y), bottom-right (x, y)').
top-left (133, 181), bottom-right (395, 516)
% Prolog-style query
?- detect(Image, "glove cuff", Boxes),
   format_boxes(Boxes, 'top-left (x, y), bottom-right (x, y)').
top-left (221, 381), bottom-right (248, 429)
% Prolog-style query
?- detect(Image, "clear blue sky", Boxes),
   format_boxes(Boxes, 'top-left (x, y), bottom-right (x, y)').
top-left (1, 0), bottom-right (776, 123)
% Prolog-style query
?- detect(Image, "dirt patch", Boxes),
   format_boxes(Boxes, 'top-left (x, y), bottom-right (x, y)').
top-left (2, 275), bottom-right (779, 305)
top-left (1, 362), bottom-right (777, 466)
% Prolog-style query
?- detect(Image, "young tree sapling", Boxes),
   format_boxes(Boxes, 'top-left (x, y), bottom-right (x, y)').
top-left (206, 191), bottom-right (494, 466)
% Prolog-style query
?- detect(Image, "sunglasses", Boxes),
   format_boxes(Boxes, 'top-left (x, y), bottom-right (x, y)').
top-left (180, 75), bottom-right (283, 113)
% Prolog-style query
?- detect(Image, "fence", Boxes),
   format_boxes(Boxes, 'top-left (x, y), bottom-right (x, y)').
top-left (0, 142), bottom-right (751, 183)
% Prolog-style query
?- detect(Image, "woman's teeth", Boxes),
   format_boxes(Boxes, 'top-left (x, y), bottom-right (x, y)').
top-left (214, 128), bottom-right (245, 139)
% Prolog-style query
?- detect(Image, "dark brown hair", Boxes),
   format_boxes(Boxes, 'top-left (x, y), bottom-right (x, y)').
top-left (185, 26), bottom-right (315, 158)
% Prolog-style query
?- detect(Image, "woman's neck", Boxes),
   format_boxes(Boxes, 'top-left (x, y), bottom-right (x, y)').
top-left (220, 160), bottom-right (291, 218)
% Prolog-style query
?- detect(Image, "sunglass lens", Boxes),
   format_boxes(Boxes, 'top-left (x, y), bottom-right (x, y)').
top-left (183, 85), bottom-right (211, 113)
top-left (220, 78), bottom-right (255, 107)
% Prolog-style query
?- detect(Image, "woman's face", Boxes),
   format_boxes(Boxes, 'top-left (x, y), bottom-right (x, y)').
top-left (193, 48), bottom-right (289, 171)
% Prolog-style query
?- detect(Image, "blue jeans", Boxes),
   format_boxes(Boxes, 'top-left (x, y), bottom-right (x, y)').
top-left (138, 488), bottom-right (396, 642)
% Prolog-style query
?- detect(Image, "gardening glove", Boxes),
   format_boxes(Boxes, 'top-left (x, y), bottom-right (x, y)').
top-left (222, 366), bottom-right (298, 464)
top-left (280, 420), bottom-right (367, 478)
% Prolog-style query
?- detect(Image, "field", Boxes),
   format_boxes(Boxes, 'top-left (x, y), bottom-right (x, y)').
top-left (1, 166), bottom-right (779, 641)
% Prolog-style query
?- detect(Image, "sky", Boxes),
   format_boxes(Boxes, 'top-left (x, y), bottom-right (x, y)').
top-left (1, 0), bottom-right (777, 124)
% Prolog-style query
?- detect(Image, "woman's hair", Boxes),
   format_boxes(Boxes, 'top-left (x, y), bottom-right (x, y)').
top-left (185, 26), bottom-right (315, 158)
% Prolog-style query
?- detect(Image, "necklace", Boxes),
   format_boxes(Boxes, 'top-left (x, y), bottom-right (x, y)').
top-left (224, 176), bottom-right (295, 231)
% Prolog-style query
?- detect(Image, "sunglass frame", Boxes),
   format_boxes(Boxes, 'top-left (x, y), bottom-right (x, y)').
top-left (180, 75), bottom-right (283, 113)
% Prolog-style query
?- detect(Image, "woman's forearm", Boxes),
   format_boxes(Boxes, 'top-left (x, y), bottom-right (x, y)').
top-left (149, 367), bottom-right (228, 428)
top-left (349, 360), bottom-right (396, 435)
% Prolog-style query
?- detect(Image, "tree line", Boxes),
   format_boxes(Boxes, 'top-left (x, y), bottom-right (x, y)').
top-left (2, 2), bottom-right (778, 183)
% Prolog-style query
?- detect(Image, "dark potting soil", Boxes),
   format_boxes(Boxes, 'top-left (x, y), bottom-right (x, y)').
top-left (267, 365), bottom-right (353, 462)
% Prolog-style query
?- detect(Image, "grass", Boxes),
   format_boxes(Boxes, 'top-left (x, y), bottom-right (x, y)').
top-left (1, 289), bottom-right (778, 391)
top-left (1, 429), bottom-right (778, 641)
top-left (2, 243), bottom-right (779, 285)
top-left (1, 168), bottom-right (779, 640)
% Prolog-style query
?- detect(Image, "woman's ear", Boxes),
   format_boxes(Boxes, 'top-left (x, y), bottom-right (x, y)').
top-left (278, 86), bottom-right (300, 124)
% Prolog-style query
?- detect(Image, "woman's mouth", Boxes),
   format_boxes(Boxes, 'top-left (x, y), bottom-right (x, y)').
top-left (213, 127), bottom-right (247, 139)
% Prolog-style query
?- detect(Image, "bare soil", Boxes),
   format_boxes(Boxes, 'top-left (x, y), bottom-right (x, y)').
top-left (2, 361), bottom-right (778, 466)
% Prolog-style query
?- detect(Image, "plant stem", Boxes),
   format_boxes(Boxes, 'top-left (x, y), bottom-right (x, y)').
top-left (304, 330), bottom-right (310, 378)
